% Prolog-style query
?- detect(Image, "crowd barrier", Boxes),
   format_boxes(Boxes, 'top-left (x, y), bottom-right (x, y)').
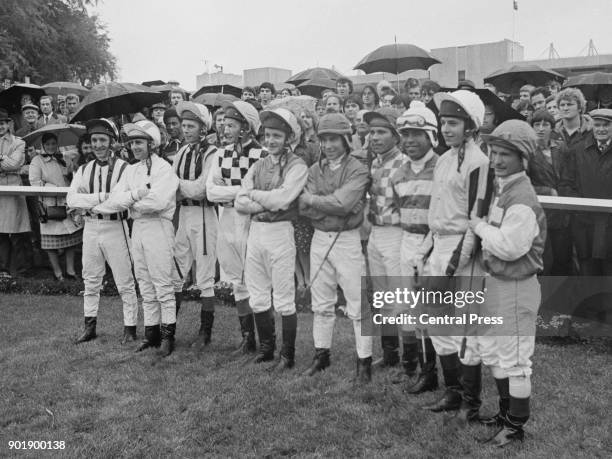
top-left (2, 185), bottom-right (611, 336)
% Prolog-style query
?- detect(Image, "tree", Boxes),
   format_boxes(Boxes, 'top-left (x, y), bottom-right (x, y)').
top-left (0, 0), bottom-right (116, 85)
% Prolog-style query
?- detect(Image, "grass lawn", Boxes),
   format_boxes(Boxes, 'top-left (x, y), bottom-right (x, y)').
top-left (1, 294), bottom-right (611, 458)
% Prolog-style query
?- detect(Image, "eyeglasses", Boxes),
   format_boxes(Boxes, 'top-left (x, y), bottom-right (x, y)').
top-left (397, 114), bottom-right (436, 129)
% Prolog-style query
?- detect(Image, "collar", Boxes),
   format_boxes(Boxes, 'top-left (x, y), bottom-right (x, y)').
top-left (407, 149), bottom-right (435, 167)
top-left (40, 154), bottom-right (55, 162)
top-left (0, 132), bottom-right (12, 142)
top-left (321, 153), bottom-right (349, 170)
top-left (497, 171), bottom-right (526, 192)
top-left (374, 146), bottom-right (402, 166)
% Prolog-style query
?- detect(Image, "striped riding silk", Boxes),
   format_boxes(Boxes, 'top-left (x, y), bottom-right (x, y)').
top-left (174, 140), bottom-right (216, 206)
top-left (80, 158), bottom-right (128, 220)
top-left (390, 153), bottom-right (438, 235)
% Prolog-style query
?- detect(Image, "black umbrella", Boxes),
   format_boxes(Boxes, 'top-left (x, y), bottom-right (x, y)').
top-left (354, 43), bottom-right (441, 74)
top-left (286, 67), bottom-right (342, 86)
top-left (192, 84), bottom-right (243, 100)
top-left (142, 80), bottom-right (166, 87)
top-left (0, 83), bottom-right (46, 112)
top-left (22, 123), bottom-right (86, 148)
top-left (296, 78), bottom-right (336, 98)
top-left (563, 72), bottom-right (612, 101)
top-left (69, 82), bottom-right (165, 122)
top-left (194, 93), bottom-right (238, 108)
top-left (484, 64), bottom-right (565, 95)
top-left (42, 81), bottom-right (89, 98)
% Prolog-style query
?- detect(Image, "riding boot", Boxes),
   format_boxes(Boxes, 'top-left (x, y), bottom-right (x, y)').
top-left (192, 297), bottom-right (215, 350)
top-left (75, 317), bottom-right (97, 344)
top-left (158, 323), bottom-right (176, 357)
top-left (253, 308), bottom-right (276, 363)
top-left (232, 314), bottom-right (257, 356)
top-left (271, 313), bottom-right (297, 371)
top-left (422, 352), bottom-right (462, 412)
top-left (302, 348), bottom-right (331, 376)
top-left (135, 325), bottom-right (161, 352)
top-left (405, 337), bottom-right (438, 394)
top-left (121, 325), bottom-right (137, 344)
top-left (448, 363), bottom-right (482, 427)
top-left (353, 356), bottom-right (372, 384)
top-left (480, 377), bottom-right (510, 427)
top-left (391, 341), bottom-right (419, 384)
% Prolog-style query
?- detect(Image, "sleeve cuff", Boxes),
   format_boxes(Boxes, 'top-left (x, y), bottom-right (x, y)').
top-left (474, 221), bottom-right (488, 237)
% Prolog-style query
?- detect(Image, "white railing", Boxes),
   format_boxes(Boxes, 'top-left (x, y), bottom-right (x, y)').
top-left (2, 186), bottom-right (612, 213)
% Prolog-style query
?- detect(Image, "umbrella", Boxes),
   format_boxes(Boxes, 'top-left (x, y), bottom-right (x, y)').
top-left (194, 92), bottom-right (238, 108)
top-left (354, 43), bottom-right (441, 75)
top-left (296, 79), bottom-right (336, 98)
top-left (440, 87), bottom-right (524, 124)
top-left (286, 67), bottom-right (343, 86)
top-left (69, 82), bottom-right (165, 122)
top-left (192, 84), bottom-right (243, 100)
top-left (268, 95), bottom-right (318, 117)
top-left (42, 81), bottom-right (89, 98)
top-left (151, 84), bottom-right (191, 99)
top-left (22, 123), bottom-right (86, 148)
top-left (484, 64), bottom-right (565, 95)
top-left (0, 83), bottom-right (46, 111)
top-left (562, 72), bottom-right (612, 101)
top-left (142, 80), bottom-right (166, 87)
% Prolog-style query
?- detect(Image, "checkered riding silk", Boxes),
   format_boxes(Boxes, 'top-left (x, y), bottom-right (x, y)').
top-left (390, 154), bottom-right (438, 235)
top-left (368, 147), bottom-right (407, 226)
top-left (219, 141), bottom-right (267, 187)
top-left (174, 140), bottom-right (216, 206)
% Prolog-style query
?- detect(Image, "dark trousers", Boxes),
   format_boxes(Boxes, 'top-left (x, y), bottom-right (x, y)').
top-left (578, 258), bottom-right (612, 276)
top-left (543, 228), bottom-right (574, 276)
top-left (0, 232), bottom-right (32, 274)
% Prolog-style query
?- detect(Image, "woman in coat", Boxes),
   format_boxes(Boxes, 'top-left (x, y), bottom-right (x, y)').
top-left (29, 132), bottom-right (83, 280)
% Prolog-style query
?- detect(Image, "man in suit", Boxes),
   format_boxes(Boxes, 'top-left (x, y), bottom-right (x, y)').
top-left (36, 96), bottom-right (67, 128)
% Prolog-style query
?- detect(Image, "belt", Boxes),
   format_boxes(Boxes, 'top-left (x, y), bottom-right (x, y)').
top-left (222, 202), bottom-right (234, 208)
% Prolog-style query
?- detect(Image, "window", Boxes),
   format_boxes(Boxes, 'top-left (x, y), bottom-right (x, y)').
top-left (458, 70), bottom-right (466, 81)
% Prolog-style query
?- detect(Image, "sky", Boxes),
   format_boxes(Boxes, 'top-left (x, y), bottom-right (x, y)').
top-left (92, 0), bottom-right (612, 91)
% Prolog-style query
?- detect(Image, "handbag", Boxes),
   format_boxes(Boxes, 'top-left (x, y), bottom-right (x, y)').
top-left (38, 196), bottom-right (67, 222)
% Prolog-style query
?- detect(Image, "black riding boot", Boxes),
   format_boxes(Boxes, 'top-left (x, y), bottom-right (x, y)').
top-left (486, 396), bottom-right (529, 447)
top-left (422, 352), bottom-right (462, 412)
top-left (391, 341), bottom-right (419, 384)
top-left (75, 317), bottom-right (97, 344)
top-left (253, 308), bottom-right (276, 363)
top-left (136, 325), bottom-right (161, 352)
top-left (232, 314), bottom-right (257, 356)
top-left (353, 356), bottom-right (372, 384)
top-left (448, 363), bottom-right (482, 427)
top-left (121, 325), bottom-right (137, 344)
top-left (271, 313), bottom-right (297, 371)
top-left (158, 323), bottom-right (176, 357)
top-left (480, 377), bottom-right (510, 427)
top-left (405, 338), bottom-right (438, 394)
top-left (373, 334), bottom-right (400, 369)
top-left (192, 297), bottom-right (215, 350)
top-left (303, 348), bottom-right (331, 376)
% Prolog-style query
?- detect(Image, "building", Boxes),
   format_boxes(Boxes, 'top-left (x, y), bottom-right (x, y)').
top-left (513, 55), bottom-right (612, 78)
top-left (195, 72), bottom-right (242, 91)
top-left (243, 67), bottom-right (292, 88)
top-left (351, 39), bottom-right (524, 92)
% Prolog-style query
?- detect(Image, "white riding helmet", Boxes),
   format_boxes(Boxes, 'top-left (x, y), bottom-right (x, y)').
top-left (397, 101), bottom-right (439, 147)
top-left (434, 89), bottom-right (485, 129)
top-left (123, 120), bottom-right (162, 149)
